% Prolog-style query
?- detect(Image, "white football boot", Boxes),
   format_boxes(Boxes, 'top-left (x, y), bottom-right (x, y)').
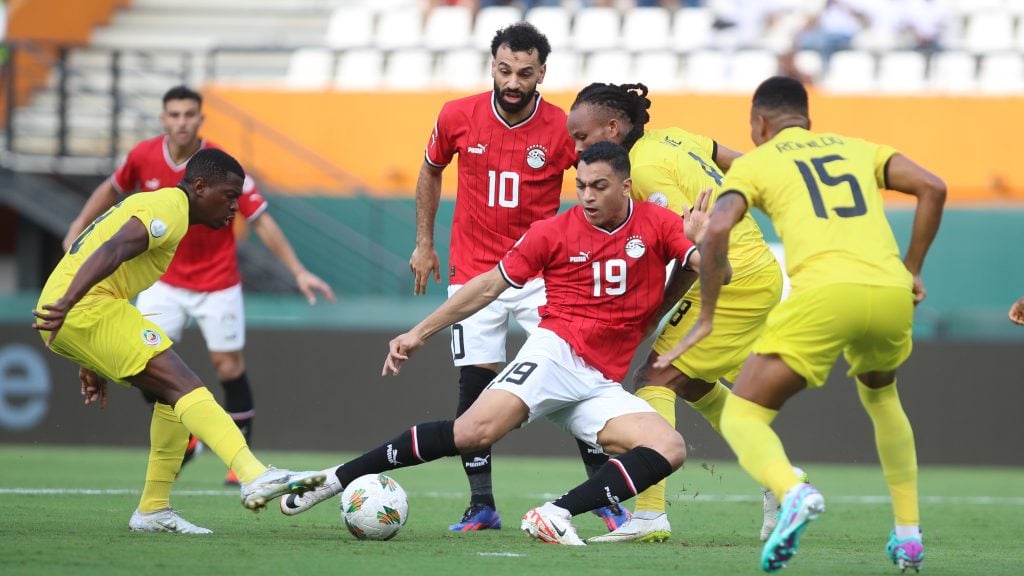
top-left (240, 466), bottom-right (326, 511)
top-left (129, 508), bottom-right (212, 534)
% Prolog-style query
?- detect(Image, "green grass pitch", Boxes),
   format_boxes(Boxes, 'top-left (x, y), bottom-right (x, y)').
top-left (1, 445), bottom-right (1021, 575)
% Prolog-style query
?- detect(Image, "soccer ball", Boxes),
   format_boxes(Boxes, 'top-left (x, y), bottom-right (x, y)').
top-left (340, 474), bottom-right (409, 540)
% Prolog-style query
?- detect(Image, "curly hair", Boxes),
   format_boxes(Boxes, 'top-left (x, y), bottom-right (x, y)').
top-left (490, 21), bottom-right (551, 64)
top-left (571, 82), bottom-right (652, 150)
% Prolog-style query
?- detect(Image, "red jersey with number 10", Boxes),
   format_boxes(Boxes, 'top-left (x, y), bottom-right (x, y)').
top-left (499, 201), bottom-right (696, 382)
top-left (425, 91), bottom-right (576, 285)
top-left (111, 135), bottom-right (267, 292)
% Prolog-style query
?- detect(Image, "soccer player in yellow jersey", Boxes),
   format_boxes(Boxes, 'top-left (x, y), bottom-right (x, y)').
top-left (566, 82), bottom-right (786, 543)
top-left (658, 76), bottom-right (946, 573)
top-left (32, 149), bottom-right (325, 533)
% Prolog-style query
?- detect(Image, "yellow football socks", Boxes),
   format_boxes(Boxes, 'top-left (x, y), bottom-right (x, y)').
top-left (138, 402), bottom-right (189, 513)
top-left (173, 387), bottom-right (266, 484)
top-left (687, 380), bottom-right (729, 433)
top-left (720, 394), bottom-right (802, 499)
top-left (857, 380), bottom-right (919, 526)
top-left (634, 386), bottom-right (676, 513)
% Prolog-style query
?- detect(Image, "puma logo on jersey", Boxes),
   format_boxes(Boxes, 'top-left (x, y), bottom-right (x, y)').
top-left (569, 251), bottom-right (591, 263)
top-left (468, 143), bottom-right (487, 154)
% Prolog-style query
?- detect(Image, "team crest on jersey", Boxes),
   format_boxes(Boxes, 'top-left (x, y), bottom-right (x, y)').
top-left (150, 219), bottom-right (167, 238)
top-left (144, 178), bottom-right (161, 190)
top-left (624, 235), bottom-right (646, 259)
top-left (647, 192), bottom-right (668, 208)
top-left (525, 144), bottom-right (547, 169)
top-left (141, 329), bottom-right (162, 347)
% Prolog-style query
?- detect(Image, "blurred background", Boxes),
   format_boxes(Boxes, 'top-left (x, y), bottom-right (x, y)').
top-left (0, 0), bottom-right (1021, 465)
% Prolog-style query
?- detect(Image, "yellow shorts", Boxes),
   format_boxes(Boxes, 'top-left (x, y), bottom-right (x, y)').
top-left (653, 262), bottom-right (783, 383)
top-left (44, 297), bottom-right (173, 386)
top-left (753, 283), bottom-right (914, 387)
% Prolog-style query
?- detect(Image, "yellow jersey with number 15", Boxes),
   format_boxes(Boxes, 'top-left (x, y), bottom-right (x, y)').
top-left (629, 127), bottom-right (777, 281)
top-left (39, 186), bottom-right (190, 309)
top-left (723, 126), bottom-right (910, 294)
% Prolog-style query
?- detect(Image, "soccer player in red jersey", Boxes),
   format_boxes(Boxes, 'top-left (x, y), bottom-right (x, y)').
top-left (280, 141), bottom-right (730, 545)
top-left (406, 22), bottom-right (617, 531)
top-left (62, 86), bottom-right (333, 530)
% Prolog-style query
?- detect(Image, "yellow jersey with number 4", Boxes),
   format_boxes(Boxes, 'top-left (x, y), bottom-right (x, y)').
top-left (39, 186), bottom-right (190, 309)
top-left (723, 126), bottom-right (909, 294)
top-left (629, 127), bottom-right (777, 281)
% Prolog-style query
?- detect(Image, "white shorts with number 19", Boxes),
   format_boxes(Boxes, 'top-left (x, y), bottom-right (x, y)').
top-left (448, 277), bottom-right (545, 366)
top-left (488, 327), bottom-right (656, 451)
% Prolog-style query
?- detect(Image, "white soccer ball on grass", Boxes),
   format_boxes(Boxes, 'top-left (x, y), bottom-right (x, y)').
top-left (340, 473), bottom-right (409, 540)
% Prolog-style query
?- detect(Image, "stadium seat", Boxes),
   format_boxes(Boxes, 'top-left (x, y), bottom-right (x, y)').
top-left (335, 48), bottom-right (384, 91)
top-left (572, 7), bottom-right (621, 53)
top-left (876, 51), bottom-right (928, 94)
top-left (633, 51), bottom-right (682, 91)
top-left (383, 49), bottom-right (435, 91)
top-left (324, 6), bottom-right (375, 50)
top-left (671, 7), bottom-right (715, 53)
top-left (822, 50), bottom-right (876, 93)
top-left (526, 6), bottom-right (571, 50)
top-left (473, 6), bottom-right (522, 50)
top-left (977, 52), bottom-right (1024, 94)
top-left (437, 48), bottom-right (489, 91)
top-left (961, 10), bottom-right (1015, 53)
top-left (928, 51), bottom-right (977, 94)
top-left (375, 7), bottom-right (424, 51)
top-left (793, 49), bottom-right (824, 82)
top-left (285, 48), bottom-right (334, 90)
top-left (621, 7), bottom-right (672, 52)
top-left (682, 50), bottom-right (728, 93)
top-left (539, 50), bottom-right (581, 92)
top-left (727, 50), bottom-right (778, 92)
top-left (423, 5), bottom-right (473, 51)
top-left (582, 50), bottom-right (633, 85)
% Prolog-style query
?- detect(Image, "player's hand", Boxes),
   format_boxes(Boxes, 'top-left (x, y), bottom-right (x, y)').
top-left (409, 246), bottom-right (441, 296)
top-left (1009, 297), bottom-right (1024, 325)
top-left (910, 274), bottom-right (927, 306)
top-left (31, 299), bottom-right (72, 347)
top-left (653, 318), bottom-right (712, 369)
top-left (295, 269), bottom-right (336, 305)
top-left (682, 188), bottom-right (712, 245)
top-left (79, 367), bottom-right (108, 409)
top-left (382, 332), bottom-right (425, 376)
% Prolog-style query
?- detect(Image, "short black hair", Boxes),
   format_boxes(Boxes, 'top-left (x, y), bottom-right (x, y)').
top-left (163, 85), bottom-right (202, 108)
top-left (572, 83), bottom-right (651, 150)
top-left (752, 76), bottom-right (808, 117)
top-left (183, 148), bottom-right (244, 185)
top-left (579, 141), bottom-right (631, 181)
top-left (490, 22), bottom-right (551, 64)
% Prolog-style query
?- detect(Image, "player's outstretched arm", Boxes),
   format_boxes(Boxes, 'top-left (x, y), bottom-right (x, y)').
top-left (410, 161), bottom-right (444, 295)
top-left (63, 177), bottom-right (121, 251)
top-left (33, 217), bottom-right (150, 346)
top-left (251, 213), bottom-right (336, 305)
top-left (1009, 297), bottom-right (1024, 325)
top-left (382, 267), bottom-right (510, 376)
top-left (654, 191), bottom-right (743, 368)
top-left (886, 153), bottom-right (946, 305)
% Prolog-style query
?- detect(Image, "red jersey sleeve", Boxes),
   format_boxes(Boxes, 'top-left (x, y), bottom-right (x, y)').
top-left (111, 149), bottom-right (142, 193)
top-left (498, 222), bottom-right (554, 288)
top-left (238, 174), bottom-right (268, 221)
top-left (425, 102), bottom-right (459, 168)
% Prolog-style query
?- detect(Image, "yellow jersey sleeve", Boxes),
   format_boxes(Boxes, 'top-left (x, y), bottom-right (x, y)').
top-left (630, 128), bottom-right (776, 281)
top-left (722, 127), bottom-right (908, 293)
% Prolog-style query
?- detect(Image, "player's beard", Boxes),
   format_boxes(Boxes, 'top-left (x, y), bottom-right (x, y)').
top-left (493, 84), bottom-right (536, 115)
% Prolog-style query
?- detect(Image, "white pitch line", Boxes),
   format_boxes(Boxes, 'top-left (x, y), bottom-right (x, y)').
top-left (2, 488), bottom-right (1022, 506)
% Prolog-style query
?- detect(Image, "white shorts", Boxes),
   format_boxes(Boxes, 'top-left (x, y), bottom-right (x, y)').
top-left (448, 277), bottom-right (545, 366)
top-left (134, 280), bottom-right (245, 353)
top-left (488, 328), bottom-right (656, 450)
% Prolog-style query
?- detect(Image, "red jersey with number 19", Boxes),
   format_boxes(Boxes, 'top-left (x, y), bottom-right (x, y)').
top-left (425, 91), bottom-right (577, 285)
top-left (111, 135), bottom-right (267, 292)
top-left (499, 201), bottom-right (696, 382)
